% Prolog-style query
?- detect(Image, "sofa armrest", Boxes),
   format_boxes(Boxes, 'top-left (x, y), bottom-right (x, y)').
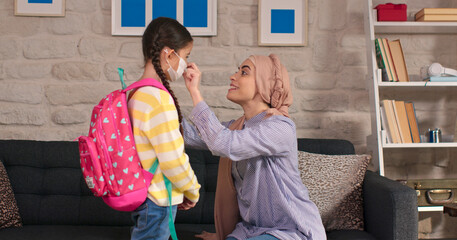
top-left (363, 170), bottom-right (418, 240)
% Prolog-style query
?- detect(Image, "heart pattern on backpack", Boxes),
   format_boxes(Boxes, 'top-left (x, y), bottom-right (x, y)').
top-left (78, 78), bottom-right (169, 211)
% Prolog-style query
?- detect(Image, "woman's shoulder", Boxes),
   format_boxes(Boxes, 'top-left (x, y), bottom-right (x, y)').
top-left (260, 115), bottom-right (296, 139)
top-left (263, 114), bottom-right (296, 128)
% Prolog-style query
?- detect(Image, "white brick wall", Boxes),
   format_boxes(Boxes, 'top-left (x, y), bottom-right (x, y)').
top-left (0, 0), bottom-right (370, 150)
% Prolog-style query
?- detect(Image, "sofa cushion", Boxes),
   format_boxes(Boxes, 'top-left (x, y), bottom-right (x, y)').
top-left (326, 230), bottom-right (377, 240)
top-left (0, 161), bottom-right (22, 229)
top-left (0, 225), bottom-right (130, 240)
top-left (297, 151), bottom-right (370, 231)
top-left (0, 140), bottom-right (132, 226)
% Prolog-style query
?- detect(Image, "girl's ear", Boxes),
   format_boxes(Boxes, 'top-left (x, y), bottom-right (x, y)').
top-left (162, 47), bottom-right (173, 58)
top-left (160, 47), bottom-right (173, 66)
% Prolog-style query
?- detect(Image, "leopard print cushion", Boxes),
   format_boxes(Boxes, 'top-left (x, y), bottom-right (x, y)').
top-left (0, 161), bottom-right (22, 229)
top-left (297, 151), bottom-right (370, 231)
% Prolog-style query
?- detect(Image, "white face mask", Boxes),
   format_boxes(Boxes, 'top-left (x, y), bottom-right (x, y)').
top-left (166, 51), bottom-right (187, 82)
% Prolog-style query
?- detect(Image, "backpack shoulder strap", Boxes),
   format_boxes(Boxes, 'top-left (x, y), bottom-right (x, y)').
top-left (148, 158), bottom-right (159, 175)
top-left (123, 78), bottom-right (169, 94)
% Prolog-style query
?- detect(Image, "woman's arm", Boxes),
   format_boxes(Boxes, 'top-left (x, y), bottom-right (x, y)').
top-left (183, 118), bottom-right (233, 150)
top-left (184, 62), bottom-right (293, 160)
top-left (182, 118), bottom-right (208, 150)
top-left (190, 101), bottom-right (295, 161)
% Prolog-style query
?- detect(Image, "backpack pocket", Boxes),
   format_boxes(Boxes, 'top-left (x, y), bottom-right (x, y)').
top-left (78, 136), bottom-right (108, 197)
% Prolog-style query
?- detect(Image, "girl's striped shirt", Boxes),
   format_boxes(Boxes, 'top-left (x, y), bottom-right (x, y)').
top-left (128, 86), bottom-right (200, 206)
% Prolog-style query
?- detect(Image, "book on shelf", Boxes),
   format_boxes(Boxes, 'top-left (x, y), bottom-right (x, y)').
top-left (405, 102), bottom-right (421, 143)
top-left (380, 100), bottom-right (421, 144)
top-left (381, 99), bottom-right (401, 143)
top-left (415, 8), bottom-right (457, 21)
top-left (382, 38), bottom-right (398, 82)
top-left (388, 39), bottom-right (409, 82)
top-left (425, 76), bottom-right (457, 82)
top-left (375, 38), bottom-right (396, 82)
top-left (393, 100), bottom-right (413, 143)
top-left (416, 14), bottom-right (457, 22)
top-left (415, 8), bottom-right (457, 19)
top-left (375, 38), bottom-right (389, 81)
top-left (380, 105), bottom-right (393, 143)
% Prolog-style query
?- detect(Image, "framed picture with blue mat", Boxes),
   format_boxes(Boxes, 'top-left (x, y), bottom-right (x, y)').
top-left (258, 0), bottom-right (307, 46)
top-left (15, 0), bottom-right (65, 17)
top-left (112, 0), bottom-right (217, 36)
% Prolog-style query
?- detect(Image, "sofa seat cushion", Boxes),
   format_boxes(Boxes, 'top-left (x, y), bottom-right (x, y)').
top-left (0, 224), bottom-right (215, 240)
top-left (175, 223), bottom-right (216, 240)
top-left (0, 225), bottom-right (131, 240)
top-left (327, 230), bottom-right (377, 240)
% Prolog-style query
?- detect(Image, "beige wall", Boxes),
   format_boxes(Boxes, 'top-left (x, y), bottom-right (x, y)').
top-left (1, 0), bottom-right (457, 238)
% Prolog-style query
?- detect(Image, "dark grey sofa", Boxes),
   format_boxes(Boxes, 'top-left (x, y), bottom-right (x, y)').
top-left (0, 139), bottom-right (417, 240)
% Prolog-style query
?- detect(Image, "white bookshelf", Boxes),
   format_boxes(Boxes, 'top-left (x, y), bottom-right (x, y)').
top-left (378, 82), bottom-right (457, 87)
top-left (364, 0), bottom-right (457, 213)
top-left (374, 20), bottom-right (457, 34)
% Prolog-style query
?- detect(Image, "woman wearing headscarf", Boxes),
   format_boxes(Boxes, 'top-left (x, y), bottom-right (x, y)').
top-left (183, 54), bottom-right (326, 240)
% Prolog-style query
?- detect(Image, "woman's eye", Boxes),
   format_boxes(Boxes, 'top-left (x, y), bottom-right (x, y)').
top-left (241, 71), bottom-right (247, 75)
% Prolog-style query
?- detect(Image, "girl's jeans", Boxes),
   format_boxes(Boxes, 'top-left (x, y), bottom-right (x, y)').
top-left (131, 198), bottom-right (177, 240)
top-left (227, 235), bottom-right (279, 240)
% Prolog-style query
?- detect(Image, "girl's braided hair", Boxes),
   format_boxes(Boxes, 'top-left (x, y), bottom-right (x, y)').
top-left (142, 17), bottom-right (193, 124)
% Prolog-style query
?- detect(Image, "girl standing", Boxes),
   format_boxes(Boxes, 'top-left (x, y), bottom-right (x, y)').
top-left (128, 17), bottom-right (201, 240)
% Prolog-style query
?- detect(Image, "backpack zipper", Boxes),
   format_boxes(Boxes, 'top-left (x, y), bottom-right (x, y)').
top-left (109, 92), bottom-right (124, 153)
top-left (97, 115), bottom-right (112, 169)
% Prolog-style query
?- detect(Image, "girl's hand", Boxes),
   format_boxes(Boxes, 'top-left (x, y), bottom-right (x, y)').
top-left (177, 197), bottom-right (196, 210)
top-left (184, 62), bottom-right (201, 93)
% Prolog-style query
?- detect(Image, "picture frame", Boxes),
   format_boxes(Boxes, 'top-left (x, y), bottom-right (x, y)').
top-left (258, 0), bottom-right (307, 46)
top-left (15, 0), bottom-right (65, 17)
top-left (112, 0), bottom-right (217, 36)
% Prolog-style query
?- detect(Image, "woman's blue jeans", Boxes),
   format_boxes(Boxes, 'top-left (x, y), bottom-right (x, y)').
top-left (226, 235), bottom-right (279, 240)
top-left (131, 198), bottom-right (177, 240)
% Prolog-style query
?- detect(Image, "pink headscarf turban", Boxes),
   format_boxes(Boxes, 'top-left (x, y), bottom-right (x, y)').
top-left (248, 54), bottom-right (293, 118)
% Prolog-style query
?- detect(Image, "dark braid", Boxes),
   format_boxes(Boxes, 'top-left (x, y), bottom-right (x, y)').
top-left (150, 44), bottom-right (183, 124)
top-left (142, 17), bottom-right (193, 125)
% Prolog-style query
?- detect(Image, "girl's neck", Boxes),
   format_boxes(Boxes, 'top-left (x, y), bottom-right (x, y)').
top-left (140, 61), bottom-right (162, 83)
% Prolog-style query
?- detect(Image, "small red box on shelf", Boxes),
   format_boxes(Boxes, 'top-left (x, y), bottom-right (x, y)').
top-left (375, 3), bottom-right (407, 21)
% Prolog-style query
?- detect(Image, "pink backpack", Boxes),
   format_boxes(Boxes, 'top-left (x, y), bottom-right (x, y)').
top-left (78, 78), bottom-right (168, 212)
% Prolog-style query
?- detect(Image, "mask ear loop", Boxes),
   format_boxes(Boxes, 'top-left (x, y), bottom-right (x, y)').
top-left (164, 48), bottom-right (173, 69)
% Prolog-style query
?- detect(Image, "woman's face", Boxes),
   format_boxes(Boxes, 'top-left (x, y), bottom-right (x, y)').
top-left (226, 59), bottom-right (257, 105)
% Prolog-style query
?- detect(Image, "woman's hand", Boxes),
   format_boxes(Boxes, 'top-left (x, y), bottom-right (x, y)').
top-left (195, 231), bottom-right (217, 240)
top-left (184, 62), bottom-right (201, 92)
top-left (184, 62), bottom-right (203, 106)
top-left (177, 197), bottom-right (196, 210)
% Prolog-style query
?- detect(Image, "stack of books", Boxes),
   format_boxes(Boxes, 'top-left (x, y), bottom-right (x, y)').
top-left (415, 8), bottom-right (457, 22)
top-left (380, 100), bottom-right (421, 144)
top-left (374, 38), bottom-right (409, 82)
